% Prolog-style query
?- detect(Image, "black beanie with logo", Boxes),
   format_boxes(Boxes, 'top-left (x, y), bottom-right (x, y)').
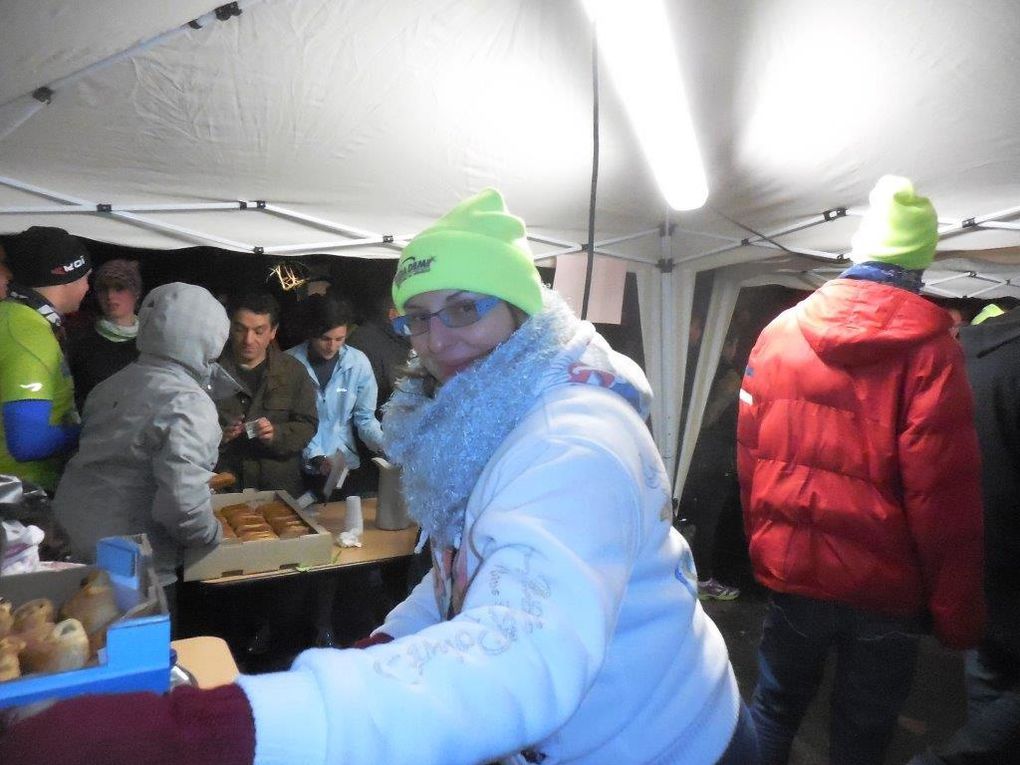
top-left (1, 226), bottom-right (91, 288)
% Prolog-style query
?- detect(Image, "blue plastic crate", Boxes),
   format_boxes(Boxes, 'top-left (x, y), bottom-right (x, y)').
top-left (0, 535), bottom-right (171, 709)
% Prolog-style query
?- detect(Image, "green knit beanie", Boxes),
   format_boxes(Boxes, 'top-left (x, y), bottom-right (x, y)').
top-left (849, 175), bottom-right (938, 270)
top-left (972, 303), bottom-right (1005, 325)
top-left (392, 188), bottom-right (543, 315)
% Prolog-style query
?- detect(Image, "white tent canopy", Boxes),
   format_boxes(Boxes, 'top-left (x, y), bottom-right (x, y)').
top-left (4, 0), bottom-right (1020, 496)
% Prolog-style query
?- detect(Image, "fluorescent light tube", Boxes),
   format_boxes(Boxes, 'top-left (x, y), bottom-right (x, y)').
top-left (582, 0), bottom-right (708, 211)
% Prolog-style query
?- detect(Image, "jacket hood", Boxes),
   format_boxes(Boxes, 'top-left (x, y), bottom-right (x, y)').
top-left (537, 298), bottom-right (653, 421)
top-left (958, 306), bottom-right (1020, 358)
top-left (136, 282), bottom-right (229, 380)
top-left (796, 278), bottom-right (951, 367)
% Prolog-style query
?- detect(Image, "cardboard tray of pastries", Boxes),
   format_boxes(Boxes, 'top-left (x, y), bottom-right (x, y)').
top-left (181, 490), bottom-right (333, 581)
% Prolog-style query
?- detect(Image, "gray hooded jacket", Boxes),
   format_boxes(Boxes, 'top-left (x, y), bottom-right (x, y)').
top-left (54, 283), bottom-right (229, 585)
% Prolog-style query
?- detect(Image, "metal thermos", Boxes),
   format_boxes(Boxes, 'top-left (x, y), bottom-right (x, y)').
top-left (372, 457), bottom-right (411, 530)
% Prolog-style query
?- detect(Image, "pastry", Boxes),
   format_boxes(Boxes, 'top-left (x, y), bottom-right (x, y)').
top-left (0, 598), bottom-right (13, 638)
top-left (220, 503), bottom-right (259, 522)
top-left (233, 522), bottom-right (273, 534)
top-left (20, 619), bottom-right (89, 674)
top-left (229, 513), bottom-right (266, 529)
top-left (208, 472), bottom-right (237, 491)
top-left (0, 635), bottom-right (25, 682)
top-left (269, 517), bottom-right (306, 533)
top-left (239, 530), bottom-right (276, 542)
top-left (61, 570), bottom-right (121, 655)
top-left (12, 598), bottom-right (55, 634)
top-left (261, 503), bottom-right (295, 521)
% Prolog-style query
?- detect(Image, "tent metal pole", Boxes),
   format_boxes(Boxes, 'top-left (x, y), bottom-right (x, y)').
top-left (0, 176), bottom-right (258, 250)
top-left (592, 246), bottom-right (661, 265)
top-left (748, 241), bottom-right (844, 260)
top-left (737, 212), bottom-right (842, 240)
top-left (0, 1), bottom-right (263, 111)
top-left (0, 97), bottom-right (46, 142)
top-left (112, 202), bottom-right (250, 212)
top-left (923, 272), bottom-right (974, 287)
top-left (595, 228), bottom-right (661, 247)
top-left (966, 279), bottom-right (1010, 298)
top-left (262, 203), bottom-right (393, 244)
top-left (0, 202), bottom-right (252, 214)
top-left (975, 221), bottom-right (1020, 231)
top-left (972, 204), bottom-right (1020, 224)
top-left (671, 227), bottom-right (741, 244)
top-left (933, 204), bottom-right (1020, 240)
top-left (528, 233), bottom-right (582, 248)
top-left (535, 246), bottom-right (584, 261)
top-left (0, 175), bottom-right (92, 205)
top-left (673, 241), bottom-right (742, 265)
top-left (107, 211), bottom-right (255, 250)
top-left (0, 205), bottom-right (95, 214)
top-left (262, 238), bottom-right (396, 254)
top-left (922, 285), bottom-right (964, 299)
top-left (673, 212), bottom-right (835, 265)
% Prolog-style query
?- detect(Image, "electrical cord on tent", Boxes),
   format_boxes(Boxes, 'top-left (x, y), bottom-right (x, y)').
top-left (582, 23), bottom-right (600, 321)
top-left (707, 205), bottom-right (796, 256)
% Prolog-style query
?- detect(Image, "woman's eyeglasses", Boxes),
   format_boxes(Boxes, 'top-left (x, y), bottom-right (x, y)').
top-left (392, 296), bottom-right (502, 337)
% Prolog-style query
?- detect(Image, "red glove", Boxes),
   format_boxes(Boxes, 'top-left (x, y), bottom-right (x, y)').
top-left (0, 684), bottom-right (255, 765)
top-left (352, 631), bottom-right (393, 649)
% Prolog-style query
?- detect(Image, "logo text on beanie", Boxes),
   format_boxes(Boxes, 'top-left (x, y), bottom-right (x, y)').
top-left (394, 256), bottom-right (435, 288)
top-left (50, 256), bottom-right (87, 276)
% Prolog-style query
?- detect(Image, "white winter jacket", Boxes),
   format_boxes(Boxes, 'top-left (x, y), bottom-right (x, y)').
top-left (239, 293), bottom-right (740, 764)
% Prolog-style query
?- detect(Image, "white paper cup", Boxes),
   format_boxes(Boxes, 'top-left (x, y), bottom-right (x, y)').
top-left (344, 495), bottom-right (364, 535)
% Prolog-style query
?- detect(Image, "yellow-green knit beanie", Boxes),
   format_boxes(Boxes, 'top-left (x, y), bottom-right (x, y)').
top-left (392, 189), bottom-right (543, 315)
top-left (850, 175), bottom-right (938, 270)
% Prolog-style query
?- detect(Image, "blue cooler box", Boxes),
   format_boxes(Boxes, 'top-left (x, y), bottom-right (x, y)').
top-left (0, 535), bottom-right (171, 709)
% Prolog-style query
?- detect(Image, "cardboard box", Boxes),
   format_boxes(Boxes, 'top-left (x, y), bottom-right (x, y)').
top-left (0, 535), bottom-right (170, 709)
top-left (181, 490), bottom-right (333, 581)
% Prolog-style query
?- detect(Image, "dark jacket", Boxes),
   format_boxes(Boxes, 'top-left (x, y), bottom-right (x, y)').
top-left (959, 307), bottom-right (1020, 667)
top-left (347, 318), bottom-right (411, 417)
top-left (215, 344), bottom-right (318, 498)
top-left (959, 308), bottom-right (1020, 578)
top-left (738, 278), bottom-right (985, 649)
top-left (68, 325), bottom-right (139, 410)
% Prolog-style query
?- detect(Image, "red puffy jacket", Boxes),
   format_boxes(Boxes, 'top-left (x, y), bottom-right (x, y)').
top-left (737, 278), bottom-right (985, 649)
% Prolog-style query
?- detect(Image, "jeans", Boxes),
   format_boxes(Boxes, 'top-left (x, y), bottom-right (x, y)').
top-left (751, 591), bottom-right (921, 765)
top-left (717, 700), bottom-right (761, 764)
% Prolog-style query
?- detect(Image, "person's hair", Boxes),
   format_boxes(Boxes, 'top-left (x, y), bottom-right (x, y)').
top-left (228, 291), bottom-right (280, 327)
top-left (305, 294), bottom-right (355, 339)
top-left (93, 258), bottom-right (143, 296)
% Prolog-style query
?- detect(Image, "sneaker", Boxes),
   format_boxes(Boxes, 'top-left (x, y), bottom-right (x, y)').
top-left (698, 578), bottom-right (740, 601)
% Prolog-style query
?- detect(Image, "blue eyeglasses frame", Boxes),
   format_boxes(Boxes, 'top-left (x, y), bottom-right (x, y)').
top-left (391, 295), bottom-right (502, 337)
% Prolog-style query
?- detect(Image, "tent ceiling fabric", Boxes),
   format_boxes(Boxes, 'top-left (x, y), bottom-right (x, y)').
top-left (0, 0), bottom-right (220, 106)
top-left (4, 0), bottom-right (1020, 492)
top-left (4, 0), bottom-right (1020, 276)
top-left (0, 0), bottom-right (663, 258)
